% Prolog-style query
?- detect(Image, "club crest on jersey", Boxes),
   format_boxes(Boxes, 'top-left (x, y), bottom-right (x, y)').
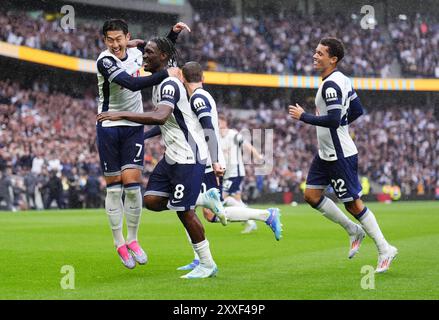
top-left (102, 58), bottom-right (113, 69)
top-left (325, 87), bottom-right (338, 102)
top-left (193, 97), bottom-right (207, 111)
top-left (162, 84), bottom-right (175, 99)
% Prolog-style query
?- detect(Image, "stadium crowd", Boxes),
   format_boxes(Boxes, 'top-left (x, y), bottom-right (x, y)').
top-left (1, 79), bottom-right (438, 210)
top-left (178, 12), bottom-right (395, 77)
top-left (1, 9), bottom-right (438, 78)
top-left (388, 16), bottom-right (439, 78)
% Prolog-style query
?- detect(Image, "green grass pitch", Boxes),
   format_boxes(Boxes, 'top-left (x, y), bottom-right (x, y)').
top-left (1, 201), bottom-right (438, 300)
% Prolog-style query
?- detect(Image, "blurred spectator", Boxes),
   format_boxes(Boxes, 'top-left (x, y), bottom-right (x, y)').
top-left (24, 168), bottom-right (37, 209)
top-left (389, 16), bottom-right (439, 77)
top-left (66, 167), bottom-right (83, 209)
top-left (42, 170), bottom-right (64, 209)
top-left (0, 169), bottom-right (14, 211)
top-left (84, 172), bottom-right (102, 208)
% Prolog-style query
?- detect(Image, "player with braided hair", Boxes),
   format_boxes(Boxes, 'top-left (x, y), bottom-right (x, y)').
top-left (97, 36), bottom-right (223, 279)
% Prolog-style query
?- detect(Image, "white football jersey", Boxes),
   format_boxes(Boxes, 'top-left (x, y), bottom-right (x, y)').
top-left (314, 70), bottom-right (358, 161)
top-left (96, 48), bottom-right (143, 127)
top-left (221, 129), bottom-right (245, 179)
top-left (189, 88), bottom-right (226, 173)
top-left (152, 77), bottom-right (208, 164)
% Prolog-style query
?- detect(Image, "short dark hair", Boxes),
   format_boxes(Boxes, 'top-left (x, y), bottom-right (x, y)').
top-left (182, 61), bottom-right (203, 83)
top-left (319, 37), bottom-right (345, 63)
top-left (102, 19), bottom-right (129, 37)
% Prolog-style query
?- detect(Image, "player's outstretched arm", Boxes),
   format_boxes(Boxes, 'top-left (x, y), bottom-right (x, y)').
top-left (112, 70), bottom-right (169, 91)
top-left (97, 105), bottom-right (173, 125)
top-left (289, 104), bottom-right (341, 128)
top-left (130, 22), bottom-right (190, 50)
top-left (97, 56), bottom-right (180, 91)
top-left (166, 22), bottom-right (191, 44)
top-left (112, 67), bottom-right (182, 91)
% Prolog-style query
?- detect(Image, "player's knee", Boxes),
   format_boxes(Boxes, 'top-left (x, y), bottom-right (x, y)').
top-left (344, 199), bottom-right (364, 215)
top-left (106, 185), bottom-right (123, 201)
top-left (143, 195), bottom-right (167, 211)
top-left (143, 196), bottom-right (158, 211)
top-left (303, 191), bottom-right (320, 207)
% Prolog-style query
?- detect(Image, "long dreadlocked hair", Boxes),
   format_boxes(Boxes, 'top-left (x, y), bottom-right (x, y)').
top-left (150, 36), bottom-right (180, 67)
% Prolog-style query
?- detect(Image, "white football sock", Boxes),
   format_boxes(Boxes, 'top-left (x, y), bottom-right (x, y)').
top-left (105, 184), bottom-right (125, 248)
top-left (124, 185), bottom-right (142, 244)
top-left (223, 196), bottom-right (245, 207)
top-left (195, 192), bottom-right (205, 207)
top-left (316, 197), bottom-right (357, 235)
top-left (192, 239), bottom-right (215, 268)
top-left (184, 229), bottom-right (200, 261)
top-left (358, 208), bottom-right (389, 253)
top-left (224, 206), bottom-right (269, 222)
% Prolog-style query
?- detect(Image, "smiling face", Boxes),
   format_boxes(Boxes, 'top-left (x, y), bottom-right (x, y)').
top-left (312, 43), bottom-right (338, 74)
top-left (143, 40), bottom-right (167, 73)
top-left (104, 30), bottom-right (130, 60)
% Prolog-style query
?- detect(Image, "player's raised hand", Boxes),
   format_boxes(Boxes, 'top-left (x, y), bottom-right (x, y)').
top-left (97, 111), bottom-right (126, 122)
top-left (289, 103), bottom-right (305, 120)
top-left (172, 22), bottom-right (191, 33)
top-left (127, 39), bottom-right (145, 48)
top-left (167, 67), bottom-right (183, 82)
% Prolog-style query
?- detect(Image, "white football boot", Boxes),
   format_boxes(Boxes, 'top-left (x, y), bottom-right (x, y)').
top-left (180, 263), bottom-right (218, 279)
top-left (126, 240), bottom-right (148, 265)
top-left (376, 245), bottom-right (398, 273)
top-left (203, 188), bottom-right (227, 226)
top-left (348, 225), bottom-right (366, 259)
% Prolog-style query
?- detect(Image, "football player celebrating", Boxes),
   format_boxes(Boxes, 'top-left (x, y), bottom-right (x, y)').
top-left (96, 19), bottom-right (185, 269)
top-left (97, 37), bottom-right (222, 279)
top-left (289, 38), bottom-right (397, 273)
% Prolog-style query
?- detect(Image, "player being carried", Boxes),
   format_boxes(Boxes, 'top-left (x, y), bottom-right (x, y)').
top-left (95, 19), bottom-right (188, 269)
top-left (289, 37), bottom-right (397, 273)
top-left (97, 37), bottom-right (224, 279)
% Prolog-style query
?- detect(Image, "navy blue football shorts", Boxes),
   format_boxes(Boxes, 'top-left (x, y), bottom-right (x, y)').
top-left (222, 176), bottom-right (244, 196)
top-left (144, 157), bottom-right (206, 211)
top-left (306, 154), bottom-right (362, 203)
top-left (96, 124), bottom-right (145, 177)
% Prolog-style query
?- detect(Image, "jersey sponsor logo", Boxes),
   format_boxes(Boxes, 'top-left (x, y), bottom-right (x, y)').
top-left (162, 84), bottom-right (175, 99)
top-left (325, 87), bottom-right (338, 102)
top-left (193, 97), bottom-right (208, 111)
top-left (108, 66), bottom-right (117, 73)
top-left (102, 58), bottom-right (113, 69)
top-left (133, 159), bottom-right (142, 163)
